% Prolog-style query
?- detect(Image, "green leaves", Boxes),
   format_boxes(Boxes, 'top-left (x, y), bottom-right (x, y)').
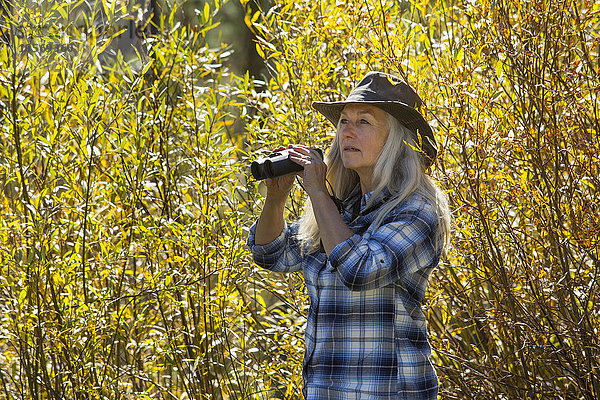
top-left (238, 0), bottom-right (600, 398)
top-left (2, 0), bottom-right (599, 399)
top-left (0, 0), bottom-right (259, 399)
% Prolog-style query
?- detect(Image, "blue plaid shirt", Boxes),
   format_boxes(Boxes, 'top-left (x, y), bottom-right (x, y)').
top-left (247, 188), bottom-right (441, 399)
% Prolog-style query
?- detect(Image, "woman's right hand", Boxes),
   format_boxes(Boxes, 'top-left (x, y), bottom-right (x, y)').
top-left (264, 146), bottom-right (298, 203)
top-left (255, 146), bottom-right (297, 245)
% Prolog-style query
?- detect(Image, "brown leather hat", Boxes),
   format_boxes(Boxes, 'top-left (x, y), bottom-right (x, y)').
top-left (312, 71), bottom-right (437, 166)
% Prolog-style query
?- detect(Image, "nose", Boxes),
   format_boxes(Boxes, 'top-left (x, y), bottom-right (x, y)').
top-left (339, 121), bottom-right (356, 138)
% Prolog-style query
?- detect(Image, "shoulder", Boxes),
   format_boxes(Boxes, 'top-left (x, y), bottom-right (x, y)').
top-left (384, 191), bottom-right (438, 228)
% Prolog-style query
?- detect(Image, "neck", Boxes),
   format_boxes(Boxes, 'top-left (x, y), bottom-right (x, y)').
top-left (357, 168), bottom-right (374, 195)
top-left (359, 178), bottom-right (373, 195)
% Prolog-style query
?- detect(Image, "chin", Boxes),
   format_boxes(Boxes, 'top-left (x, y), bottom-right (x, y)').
top-left (341, 160), bottom-right (356, 170)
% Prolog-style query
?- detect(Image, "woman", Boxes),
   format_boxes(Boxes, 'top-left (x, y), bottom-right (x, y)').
top-left (247, 71), bottom-right (451, 400)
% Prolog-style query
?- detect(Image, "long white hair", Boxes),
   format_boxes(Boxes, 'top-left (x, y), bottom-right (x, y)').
top-left (297, 112), bottom-right (451, 255)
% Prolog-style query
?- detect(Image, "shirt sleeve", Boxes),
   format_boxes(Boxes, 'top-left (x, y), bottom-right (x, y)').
top-left (246, 220), bottom-right (304, 273)
top-left (328, 199), bottom-right (439, 294)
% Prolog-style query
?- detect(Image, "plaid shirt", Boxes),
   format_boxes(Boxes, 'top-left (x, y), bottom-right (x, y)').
top-left (247, 188), bottom-right (441, 400)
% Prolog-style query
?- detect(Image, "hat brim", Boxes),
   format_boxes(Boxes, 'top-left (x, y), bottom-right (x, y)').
top-left (312, 100), bottom-right (437, 167)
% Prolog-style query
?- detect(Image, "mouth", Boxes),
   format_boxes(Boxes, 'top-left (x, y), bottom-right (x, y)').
top-left (343, 146), bottom-right (360, 152)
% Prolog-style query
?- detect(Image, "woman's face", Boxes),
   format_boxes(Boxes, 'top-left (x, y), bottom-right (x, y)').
top-left (338, 104), bottom-right (389, 189)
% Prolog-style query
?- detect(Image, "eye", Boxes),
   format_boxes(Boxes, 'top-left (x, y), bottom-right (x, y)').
top-left (339, 118), bottom-right (349, 124)
top-left (360, 118), bottom-right (370, 124)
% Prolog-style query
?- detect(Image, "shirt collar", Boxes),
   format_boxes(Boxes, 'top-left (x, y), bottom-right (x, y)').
top-left (361, 190), bottom-right (375, 208)
top-left (342, 185), bottom-right (392, 221)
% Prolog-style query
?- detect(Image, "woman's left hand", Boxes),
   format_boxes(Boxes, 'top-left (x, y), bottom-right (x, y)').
top-left (289, 145), bottom-right (353, 255)
top-left (288, 145), bottom-right (328, 197)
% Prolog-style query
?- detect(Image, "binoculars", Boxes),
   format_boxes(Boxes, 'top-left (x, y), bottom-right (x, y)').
top-left (251, 148), bottom-right (323, 181)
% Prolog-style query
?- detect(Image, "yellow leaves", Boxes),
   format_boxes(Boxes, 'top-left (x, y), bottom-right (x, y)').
top-left (495, 59), bottom-right (505, 81)
top-left (18, 288), bottom-right (28, 304)
top-left (101, 0), bottom-right (116, 20)
top-left (0, 0), bottom-right (597, 398)
top-left (245, 10), bottom-right (262, 29)
top-left (0, 0), bottom-right (257, 397)
top-left (412, 0), bottom-right (430, 15)
top-left (456, 47), bottom-right (465, 65)
top-left (165, 255), bottom-right (185, 263)
top-left (96, 27), bottom-right (127, 55)
top-left (202, 1), bottom-right (211, 23)
top-left (519, 170), bottom-right (530, 192)
top-left (255, 42), bottom-right (266, 60)
top-left (213, 118), bottom-right (234, 131)
top-left (581, 177), bottom-right (595, 191)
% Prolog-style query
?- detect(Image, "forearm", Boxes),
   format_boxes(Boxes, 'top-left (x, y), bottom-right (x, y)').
top-left (309, 190), bottom-right (353, 255)
top-left (254, 196), bottom-right (286, 245)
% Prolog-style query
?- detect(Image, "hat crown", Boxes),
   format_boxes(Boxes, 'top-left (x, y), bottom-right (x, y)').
top-left (346, 71), bottom-right (423, 110)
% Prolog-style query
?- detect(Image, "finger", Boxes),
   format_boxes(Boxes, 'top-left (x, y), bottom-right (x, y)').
top-left (264, 178), bottom-right (276, 188)
top-left (288, 149), bottom-right (311, 163)
top-left (287, 148), bottom-right (303, 158)
top-left (289, 144), bottom-right (312, 155)
top-left (294, 149), bottom-right (316, 163)
top-left (289, 154), bottom-right (310, 165)
top-left (308, 148), bottom-right (323, 162)
top-left (293, 146), bottom-right (321, 162)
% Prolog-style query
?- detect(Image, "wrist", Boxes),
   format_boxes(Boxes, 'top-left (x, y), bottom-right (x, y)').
top-left (265, 193), bottom-right (287, 209)
top-left (307, 188), bottom-right (332, 202)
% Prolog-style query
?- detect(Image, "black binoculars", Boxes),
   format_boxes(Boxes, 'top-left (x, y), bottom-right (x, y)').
top-left (251, 147), bottom-right (323, 181)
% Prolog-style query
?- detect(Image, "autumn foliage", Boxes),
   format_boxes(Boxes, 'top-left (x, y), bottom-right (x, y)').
top-left (0, 0), bottom-right (598, 399)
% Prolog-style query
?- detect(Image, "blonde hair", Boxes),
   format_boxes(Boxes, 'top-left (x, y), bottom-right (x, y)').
top-left (297, 112), bottom-right (451, 255)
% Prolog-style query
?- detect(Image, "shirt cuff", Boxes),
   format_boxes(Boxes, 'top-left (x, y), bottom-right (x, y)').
top-left (246, 220), bottom-right (288, 255)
